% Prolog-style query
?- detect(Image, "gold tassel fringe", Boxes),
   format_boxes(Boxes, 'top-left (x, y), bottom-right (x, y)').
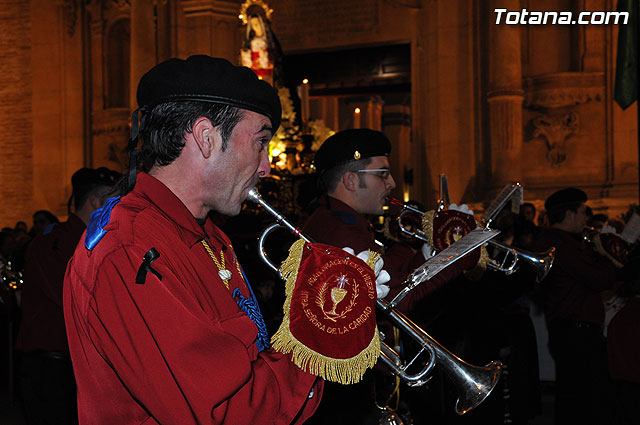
top-left (271, 239), bottom-right (381, 384)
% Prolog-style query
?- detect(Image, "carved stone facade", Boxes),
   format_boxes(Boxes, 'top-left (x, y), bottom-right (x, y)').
top-left (0, 0), bottom-right (637, 227)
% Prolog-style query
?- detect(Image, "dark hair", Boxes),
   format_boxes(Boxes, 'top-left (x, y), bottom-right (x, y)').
top-left (73, 185), bottom-right (116, 211)
top-left (320, 157), bottom-right (372, 193)
top-left (513, 214), bottom-right (537, 250)
top-left (547, 202), bottom-right (582, 225)
top-left (521, 202), bottom-right (536, 213)
top-left (545, 187), bottom-right (587, 225)
top-left (32, 210), bottom-right (59, 224)
top-left (138, 101), bottom-right (244, 172)
top-left (70, 167), bottom-right (121, 212)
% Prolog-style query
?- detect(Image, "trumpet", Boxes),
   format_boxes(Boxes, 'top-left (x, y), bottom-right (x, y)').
top-left (393, 201), bottom-right (555, 282)
top-left (247, 188), bottom-right (502, 415)
top-left (583, 226), bottom-right (630, 268)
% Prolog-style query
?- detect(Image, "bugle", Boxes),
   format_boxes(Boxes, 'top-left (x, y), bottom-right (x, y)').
top-left (392, 200), bottom-right (555, 282)
top-left (247, 188), bottom-right (502, 415)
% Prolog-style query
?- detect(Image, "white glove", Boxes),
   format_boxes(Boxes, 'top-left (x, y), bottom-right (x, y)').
top-left (421, 243), bottom-right (434, 260)
top-left (448, 203), bottom-right (474, 216)
top-left (342, 247), bottom-right (391, 298)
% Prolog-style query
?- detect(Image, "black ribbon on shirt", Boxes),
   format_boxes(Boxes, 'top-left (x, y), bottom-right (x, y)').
top-left (136, 248), bottom-right (162, 284)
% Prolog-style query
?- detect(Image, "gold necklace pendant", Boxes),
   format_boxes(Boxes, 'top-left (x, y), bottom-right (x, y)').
top-left (218, 269), bottom-right (232, 281)
top-left (201, 239), bottom-right (232, 289)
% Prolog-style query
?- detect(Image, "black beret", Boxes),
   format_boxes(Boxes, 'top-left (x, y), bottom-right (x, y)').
top-left (314, 129), bottom-right (391, 173)
top-left (136, 55), bottom-right (281, 130)
top-left (545, 187), bottom-right (587, 213)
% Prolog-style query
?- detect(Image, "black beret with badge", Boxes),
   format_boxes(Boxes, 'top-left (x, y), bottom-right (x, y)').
top-left (137, 55), bottom-right (281, 129)
top-left (313, 129), bottom-right (391, 173)
top-left (126, 55), bottom-right (281, 191)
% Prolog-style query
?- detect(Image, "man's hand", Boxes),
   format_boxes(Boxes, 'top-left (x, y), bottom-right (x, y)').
top-left (342, 247), bottom-right (390, 298)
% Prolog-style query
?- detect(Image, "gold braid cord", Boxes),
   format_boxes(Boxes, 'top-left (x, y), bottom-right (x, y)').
top-left (271, 238), bottom-right (381, 384)
top-left (421, 210), bottom-right (436, 247)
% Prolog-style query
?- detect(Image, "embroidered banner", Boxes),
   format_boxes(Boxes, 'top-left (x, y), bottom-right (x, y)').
top-left (271, 239), bottom-right (380, 384)
top-left (422, 209), bottom-right (490, 277)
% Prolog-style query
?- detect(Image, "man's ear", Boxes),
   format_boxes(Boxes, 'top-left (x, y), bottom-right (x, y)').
top-left (192, 117), bottom-right (216, 158)
top-left (88, 193), bottom-right (103, 212)
top-left (342, 171), bottom-right (358, 192)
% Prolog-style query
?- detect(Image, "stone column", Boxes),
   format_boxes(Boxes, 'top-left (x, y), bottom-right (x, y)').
top-left (130, 0), bottom-right (157, 109)
top-left (366, 96), bottom-right (383, 131)
top-left (319, 96), bottom-right (339, 131)
top-left (383, 104), bottom-right (412, 201)
top-left (487, 0), bottom-right (524, 186)
top-left (156, 0), bottom-right (175, 62)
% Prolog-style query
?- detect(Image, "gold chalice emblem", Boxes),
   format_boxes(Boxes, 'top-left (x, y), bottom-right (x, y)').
top-left (452, 225), bottom-right (463, 242)
top-left (329, 274), bottom-right (348, 315)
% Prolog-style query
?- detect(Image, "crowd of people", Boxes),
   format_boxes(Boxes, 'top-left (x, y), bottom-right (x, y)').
top-left (0, 54), bottom-right (638, 425)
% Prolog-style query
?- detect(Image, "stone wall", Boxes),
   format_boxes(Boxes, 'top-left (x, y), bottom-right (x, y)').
top-left (0, 1), bottom-right (33, 227)
top-left (0, 0), bottom-right (637, 228)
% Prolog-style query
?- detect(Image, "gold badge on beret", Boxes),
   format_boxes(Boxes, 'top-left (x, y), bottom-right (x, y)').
top-left (354, 150), bottom-right (361, 160)
top-left (271, 239), bottom-right (380, 384)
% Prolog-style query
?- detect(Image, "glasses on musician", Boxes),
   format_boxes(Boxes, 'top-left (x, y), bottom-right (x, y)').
top-left (355, 169), bottom-right (392, 180)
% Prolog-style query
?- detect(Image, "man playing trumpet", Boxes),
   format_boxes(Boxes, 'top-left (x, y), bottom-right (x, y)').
top-left (302, 129), bottom-right (480, 424)
top-left (303, 129), bottom-right (478, 312)
top-left (534, 187), bottom-right (618, 425)
top-left (63, 56), bottom-right (324, 425)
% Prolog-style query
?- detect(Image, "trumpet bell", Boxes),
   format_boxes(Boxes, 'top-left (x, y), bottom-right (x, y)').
top-left (487, 241), bottom-right (555, 283)
top-left (520, 247), bottom-right (555, 283)
top-left (378, 410), bottom-right (406, 425)
top-left (452, 360), bottom-right (502, 415)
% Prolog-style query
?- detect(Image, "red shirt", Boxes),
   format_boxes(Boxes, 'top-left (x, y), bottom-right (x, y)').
top-left (303, 196), bottom-right (463, 313)
top-left (534, 227), bottom-right (616, 324)
top-left (63, 173), bottom-right (321, 425)
top-left (17, 213), bottom-right (85, 352)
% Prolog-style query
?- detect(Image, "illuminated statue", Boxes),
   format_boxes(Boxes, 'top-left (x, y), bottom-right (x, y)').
top-left (239, 0), bottom-right (280, 86)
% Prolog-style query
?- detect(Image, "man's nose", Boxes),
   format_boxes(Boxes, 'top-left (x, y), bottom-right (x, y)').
top-left (387, 174), bottom-right (396, 190)
top-left (258, 150), bottom-right (271, 177)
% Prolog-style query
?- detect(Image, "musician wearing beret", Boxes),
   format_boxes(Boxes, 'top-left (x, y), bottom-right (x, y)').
top-left (304, 129), bottom-right (473, 313)
top-left (302, 129), bottom-right (476, 424)
top-left (17, 166), bottom-right (120, 425)
top-left (63, 56), bottom-right (322, 424)
top-left (533, 187), bottom-right (618, 425)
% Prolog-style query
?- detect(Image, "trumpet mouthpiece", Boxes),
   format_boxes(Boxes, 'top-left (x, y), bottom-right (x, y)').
top-left (247, 188), bottom-right (260, 203)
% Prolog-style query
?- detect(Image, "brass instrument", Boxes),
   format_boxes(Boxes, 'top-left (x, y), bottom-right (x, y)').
top-left (583, 226), bottom-right (630, 268)
top-left (582, 226), bottom-right (599, 243)
top-left (1, 261), bottom-right (23, 292)
top-left (247, 188), bottom-right (502, 415)
top-left (394, 201), bottom-right (555, 282)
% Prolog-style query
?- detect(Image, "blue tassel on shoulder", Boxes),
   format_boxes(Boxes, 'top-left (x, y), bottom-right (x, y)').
top-left (85, 196), bottom-right (121, 250)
